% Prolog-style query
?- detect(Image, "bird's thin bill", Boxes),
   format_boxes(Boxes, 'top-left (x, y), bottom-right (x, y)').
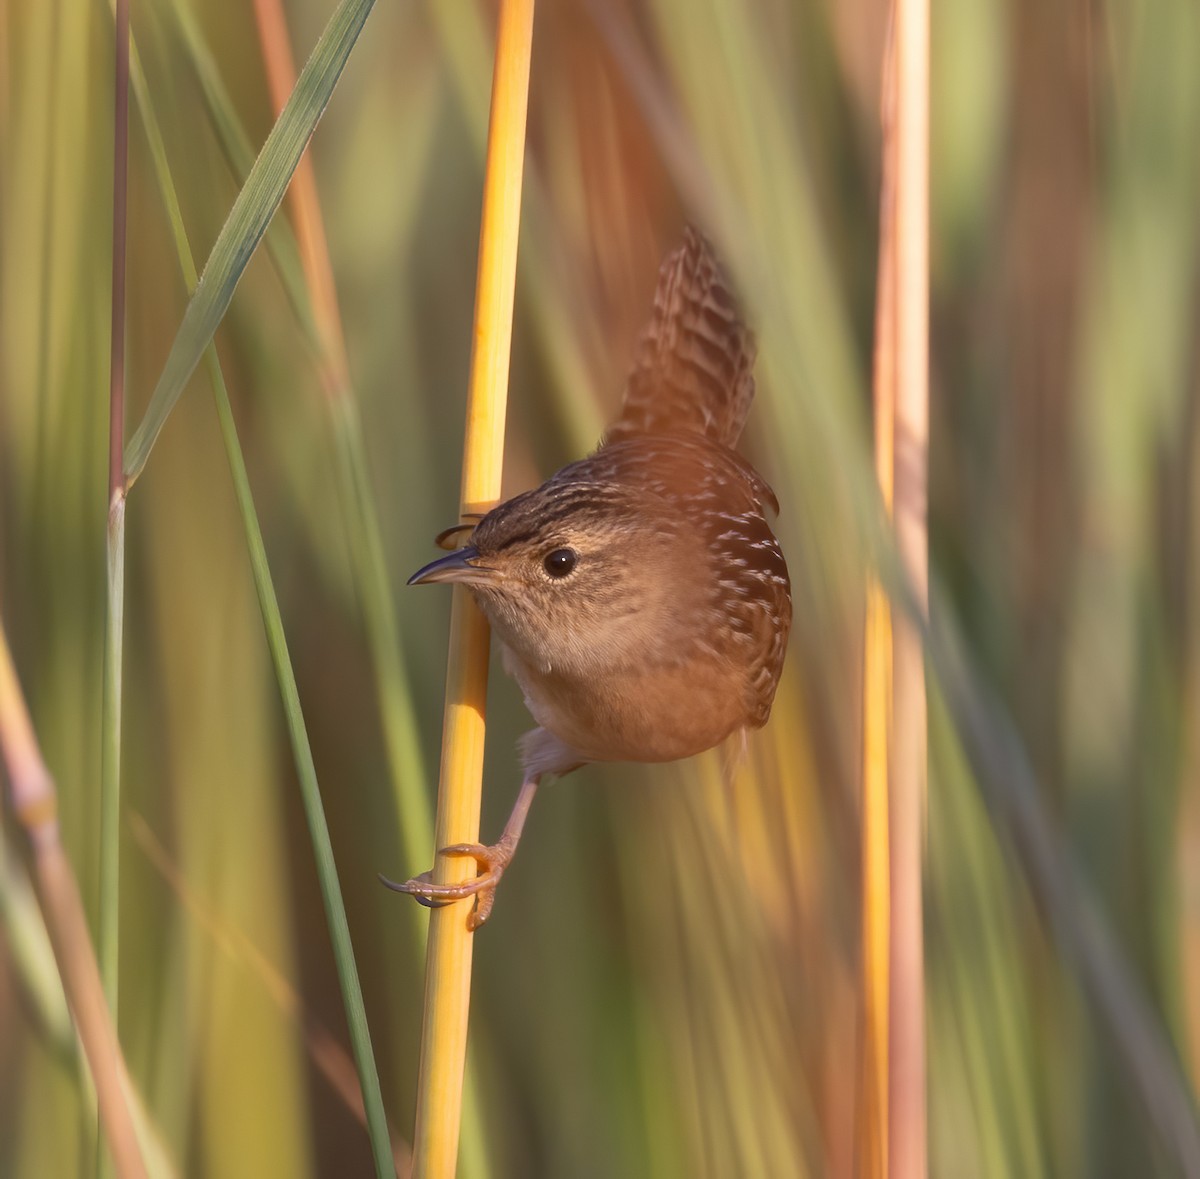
top-left (407, 545), bottom-right (493, 586)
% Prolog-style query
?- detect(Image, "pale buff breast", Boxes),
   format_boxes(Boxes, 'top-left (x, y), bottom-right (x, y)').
top-left (500, 641), bottom-right (748, 767)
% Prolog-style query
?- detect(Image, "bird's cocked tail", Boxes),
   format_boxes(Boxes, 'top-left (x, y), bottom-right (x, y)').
top-left (604, 226), bottom-right (756, 451)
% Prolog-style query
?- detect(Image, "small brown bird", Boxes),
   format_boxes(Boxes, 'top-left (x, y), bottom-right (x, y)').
top-left (384, 228), bottom-right (791, 928)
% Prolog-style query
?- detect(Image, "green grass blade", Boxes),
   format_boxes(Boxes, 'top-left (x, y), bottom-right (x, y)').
top-left (207, 360), bottom-right (394, 1179)
top-left (122, 0), bottom-right (377, 485)
top-left (126, 33), bottom-right (394, 1179)
top-left (100, 5), bottom-right (131, 1169)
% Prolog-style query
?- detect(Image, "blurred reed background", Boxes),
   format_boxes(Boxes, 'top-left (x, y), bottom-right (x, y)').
top-left (2, 0), bottom-right (1199, 1176)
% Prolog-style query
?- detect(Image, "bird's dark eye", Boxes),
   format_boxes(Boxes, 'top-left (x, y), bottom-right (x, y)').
top-left (543, 548), bottom-right (577, 579)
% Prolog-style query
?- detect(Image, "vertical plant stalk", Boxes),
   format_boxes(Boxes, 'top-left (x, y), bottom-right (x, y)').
top-left (0, 626), bottom-right (148, 1179)
top-left (859, 19), bottom-right (897, 1174)
top-left (100, 0), bottom-right (131, 1015)
top-left (411, 1), bottom-right (534, 1176)
top-left (889, 0), bottom-right (929, 1174)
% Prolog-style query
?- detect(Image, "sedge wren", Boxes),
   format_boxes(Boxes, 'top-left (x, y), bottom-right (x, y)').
top-left (384, 228), bottom-right (792, 928)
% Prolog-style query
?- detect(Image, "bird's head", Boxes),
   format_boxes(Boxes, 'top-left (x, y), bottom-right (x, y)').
top-left (408, 480), bottom-right (697, 677)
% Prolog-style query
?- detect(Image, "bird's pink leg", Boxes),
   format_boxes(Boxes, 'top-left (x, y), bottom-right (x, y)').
top-left (381, 775), bottom-right (541, 930)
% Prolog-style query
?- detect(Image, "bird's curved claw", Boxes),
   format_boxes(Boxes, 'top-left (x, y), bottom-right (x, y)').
top-left (380, 841), bottom-right (512, 930)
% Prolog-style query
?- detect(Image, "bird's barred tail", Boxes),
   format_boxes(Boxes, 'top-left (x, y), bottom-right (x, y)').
top-left (604, 227), bottom-right (756, 450)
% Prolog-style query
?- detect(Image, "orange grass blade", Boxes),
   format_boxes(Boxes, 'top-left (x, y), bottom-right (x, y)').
top-left (859, 15), bottom-right (897, 1176)
top-left (251, 0), bottom-right (350, 402)
top-left (0, 625), bottom-right (148, 1179)
top-left (410, 1), bottom-right (536, 1175)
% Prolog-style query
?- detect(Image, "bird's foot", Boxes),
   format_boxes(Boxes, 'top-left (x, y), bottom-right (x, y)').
top-left (380, 839), bottom-right (514, 931)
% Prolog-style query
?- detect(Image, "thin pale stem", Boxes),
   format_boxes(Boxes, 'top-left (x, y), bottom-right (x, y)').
top-left (0, 626), bottom-right (147, 1179)
top-left (99, 0), bottom-right (131, 1020)
top-left (100, 499), bottom-right (125, 1004)
top-left (99, 26), bottom-right (131, 1177)
top-left (889, 0), bottom-right (929, 1173)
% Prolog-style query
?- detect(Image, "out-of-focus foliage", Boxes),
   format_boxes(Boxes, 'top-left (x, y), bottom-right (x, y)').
top-left (1, 1), bottom-right (1199, 1176)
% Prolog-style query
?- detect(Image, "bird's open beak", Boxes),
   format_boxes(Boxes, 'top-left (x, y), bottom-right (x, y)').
top-left (407, 546), bottom-right (494, 587)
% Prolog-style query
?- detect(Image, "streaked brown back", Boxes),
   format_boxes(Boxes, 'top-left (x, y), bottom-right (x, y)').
top-left (604, 227), bottom-right (756, 449)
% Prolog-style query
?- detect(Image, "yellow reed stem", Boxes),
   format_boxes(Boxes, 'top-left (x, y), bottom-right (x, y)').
top-left (0, 624), bottom-right (147, 1179)
top-left (410, 2), bottom-right (535, 1176)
